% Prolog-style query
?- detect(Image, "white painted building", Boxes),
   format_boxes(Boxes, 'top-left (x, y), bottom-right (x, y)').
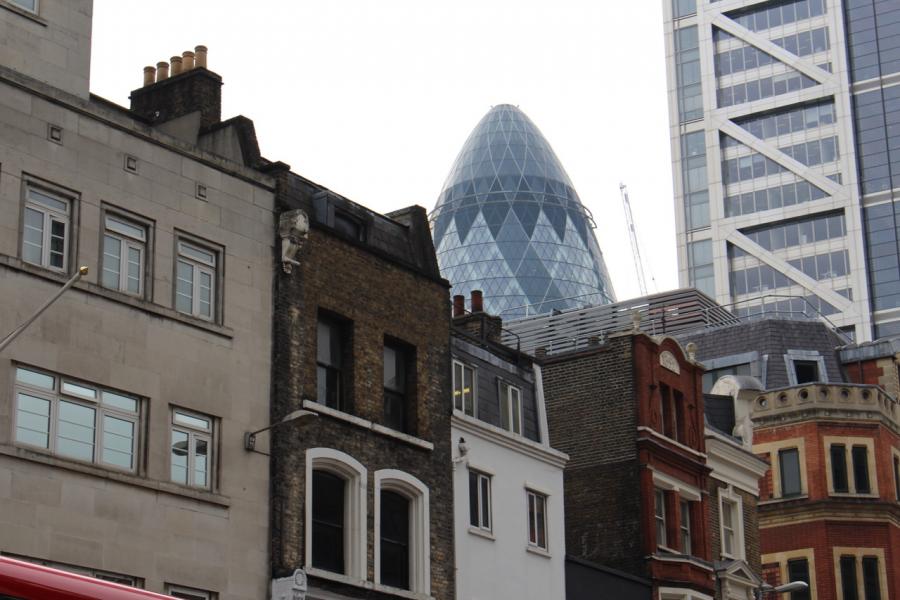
top-left (449, 308), bottom-right (568, 600)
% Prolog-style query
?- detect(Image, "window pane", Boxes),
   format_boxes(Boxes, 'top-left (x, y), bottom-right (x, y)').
top-left (126, 246), bottom-right (141, 294)
top-left (194, 438), bottom-right (208, 487)
top-left (179, 243), bottom-right (215, 266)
top-left (16, 367), bottom-right (54, 389)
top-left (511, 387), bottom-right (521, 434)
top-left (49, 219), bottom-right (66, 269)
top-left (102, 415), bottom-right (134, 469)
top-left (852, 446), bottom-right (871, 493)
top-left (102, 235), bottom-right (122, 289)
top-left (862, 557), bottom-right (881, 600)
top-left (102, 391), bottom-right (138, 413)
top-left (29, 189), bottom-right (68, 213)
top-left (464, 366), bottom-right (474, 416)
top-left (56, 401), bottom-right (95, 462)
top-left (480, 476), bottom-right (491, 529)
top-left (62, 381), bottom-right (97, 400)
top-left (22, 206), bottom-right (44, 264)
top-left (535, 494), bottom-right (546, 548)
top-left (171, 430), bottom-right (189, 484)
top-left (199, 271), bottom-right (212, 318)
top-left (499, 383), bottom-right (510, 430)
top-left (780, 449), bottom-right (802, 496)
top-left (174, 411), bottom-right (210, 431)
top-left (787, 558), bottom-right (811, 600)
top-left (380, 490), bottom-right (410, 590)
top-left (469, 471), bottom-right (479, 527)
top-left (841, 556), bottom-right (859, 600)
top-left (831, 444), bottom-right (849, 492)
top-left (106, 216), bottom-right (145, 240)
top-left (176, 260), bottom-right (194, 313)
top-left (16, 393), bottom-right (50, 448)
top-left (312, 470), bottom-right (345, 573)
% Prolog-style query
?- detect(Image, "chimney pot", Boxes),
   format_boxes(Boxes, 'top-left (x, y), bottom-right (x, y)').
top-left (143, 66), bottom-right (156, 86)
top-left (452, 295), bottom-right (465, 318)
top-left (471, 290), bottom-right (484, 313)
top-left (170, 55), bottom-right (183, 76)
top-left (182, 50), bottom-right (195, 70)
top-left (194, 45), bottom-right (208, 69)
top-left (156, 61), bottom-right (169, 81)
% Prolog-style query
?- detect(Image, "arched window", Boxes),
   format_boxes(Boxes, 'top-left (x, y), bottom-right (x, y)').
top-left (374, 470), bottom-right (430, 595)
top-left (305, 448), bottom-right (367, 582)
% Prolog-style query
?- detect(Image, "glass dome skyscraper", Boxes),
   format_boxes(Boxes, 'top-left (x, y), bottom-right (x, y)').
top-left (431, 104), bottom-right (616, 318)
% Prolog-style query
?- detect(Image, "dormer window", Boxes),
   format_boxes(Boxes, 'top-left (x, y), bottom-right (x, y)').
top-left (334, 211), bottom-right (364, 241)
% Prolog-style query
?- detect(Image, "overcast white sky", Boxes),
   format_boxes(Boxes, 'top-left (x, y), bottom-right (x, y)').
top-left (91, 1), bottom-right (678, 302)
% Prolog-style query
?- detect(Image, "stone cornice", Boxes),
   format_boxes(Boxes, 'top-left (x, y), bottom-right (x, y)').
top-left (451, 412), bottom-right (568, 468)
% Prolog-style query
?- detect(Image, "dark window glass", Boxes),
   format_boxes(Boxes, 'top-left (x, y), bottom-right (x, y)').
top-left (312, 470), bottom-right (345, 574)
top-left (334, 212), bottom-right (364, 241)
top-left (380, 490), bottom-right (410, 590)
top-left (862, 556), bottom-right (882, 600)
top-left (317, 316), bottom-right (346, 410)
top-left (893, 456), bottom-right (900, 500)
top-left (780, 448), bottom-right (802, 497)
top-left (841, 556), bottom-right (859, 600)
top-left (831, 444), bottom-right (849, 492)
top-left (794, 360), bottom-right (819, 383)
top-left (787, 558), bottom-right (811, 600)
top-left (383, 343), bottom-right (408, 432)
top-left (852, 445), bottom-right (871, 494)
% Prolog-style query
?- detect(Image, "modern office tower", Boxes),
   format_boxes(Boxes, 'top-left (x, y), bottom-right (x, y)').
top-left (664, 0), bottom-right (900, 342)
top-left (430, 104), bottom-right (616, 319)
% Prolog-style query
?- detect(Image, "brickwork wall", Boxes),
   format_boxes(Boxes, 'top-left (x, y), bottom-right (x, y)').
top-left (269, 173), bottom-right (454, 599)
top-left (541, 336), bottom-right (645, 575)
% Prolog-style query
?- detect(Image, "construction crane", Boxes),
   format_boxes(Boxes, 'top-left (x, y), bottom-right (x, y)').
top-left (620, 182), bottom-right (651, 297)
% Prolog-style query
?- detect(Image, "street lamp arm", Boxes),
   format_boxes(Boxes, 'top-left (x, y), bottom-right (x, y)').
top-left (0, 266), bottom-right (88, 354)
top-left (244, 409), bottom-right (317, 451)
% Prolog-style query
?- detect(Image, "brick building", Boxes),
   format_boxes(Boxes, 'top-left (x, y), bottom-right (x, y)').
top-left (266, 171), bottom-right (455, 599)
top-left (0, 1), bottom-right (276, 598)
top-left (683, 318), bottom-right (900, 600)
top-left (539, 328), bottom-right (715, 600)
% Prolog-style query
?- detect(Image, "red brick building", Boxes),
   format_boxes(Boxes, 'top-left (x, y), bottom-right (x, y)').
top-left (540, 330), bottom-right (716, 600)
top-left (749, 383), bottom-right (900, 600)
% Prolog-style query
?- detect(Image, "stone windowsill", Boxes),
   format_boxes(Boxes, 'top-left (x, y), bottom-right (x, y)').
top-left (467, 526), bottom-right (495, 541)
top-left (0, 1), bottom-right (47, 26)
top-left (301, 400), bottom-right (434, 451)
top-left (526, 545), bottom-right (552, 559)
top-left (0, 444), bottom-right (230, 507)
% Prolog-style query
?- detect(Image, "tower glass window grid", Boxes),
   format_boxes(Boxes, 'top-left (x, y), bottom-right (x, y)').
top-left (664, 0), bottom-right (900, 341)
top-left (430, 105), bottom-right (615, 319)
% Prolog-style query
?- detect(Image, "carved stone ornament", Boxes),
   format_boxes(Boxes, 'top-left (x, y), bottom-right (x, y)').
top-left (659, 350), bottom-right (681, 374)
top-left (278, 209), bottom-right (310, 274)
top-left (270, 569), bottom-right (307, 600)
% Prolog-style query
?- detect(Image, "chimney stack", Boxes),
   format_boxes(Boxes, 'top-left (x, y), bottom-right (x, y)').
top-left (131, 45), bottom-right (222, 129)
top-left (452, 295), bottom-right (465, 318)
top-left (471, 290), bottom-right (484, 313)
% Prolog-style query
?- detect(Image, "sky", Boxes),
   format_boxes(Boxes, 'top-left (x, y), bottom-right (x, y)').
top-left (90, 1), bottom-right (678, 302)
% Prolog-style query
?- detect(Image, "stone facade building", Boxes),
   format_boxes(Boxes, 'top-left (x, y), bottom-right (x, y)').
top-left (267, 170), bottom-right (456, 600)
top-left (448, 293), bottom-right (568, 600)
top-left (0, 1), bottom-right (276, 598)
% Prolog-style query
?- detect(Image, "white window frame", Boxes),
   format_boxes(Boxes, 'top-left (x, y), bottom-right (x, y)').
top-left (526, 488), bottom-right (549, 551)
top-left (452, 360), bottom-right (476, 417)
top-left (22, 184), bottom-right (70, 272)
top-left (680, 499), bottom-right (692, 555)
top-left (374, 469), bottom-right (430, 596)
top-left (498, 379), bottom-right (522, 435)
top-left (8, 0), bottom-right (38, 14)
top-left (719, 487), bottom-right (745, 560)
top-left (175, 238), bottom-right (218, 321)
top-left (12, 365), bottom-right (141, 473)
top-left (101, 212), bottom-right (147, 297)
top-left (655, 488), bottom-right (668, 549)
top-left (468, 468), bottom-right (492, 532)
top-left (304, 448), bottom-right (367, 584)
top-left (170, 408), bottom-right (214, 490)
top-left (165, 584), bottom-right (215, 600)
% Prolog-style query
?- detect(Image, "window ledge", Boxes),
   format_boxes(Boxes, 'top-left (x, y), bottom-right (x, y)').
top-left (526, 545), bottom-right (552, 559)
top-left (0, 444), bottom-right (230, 507)
top-left (305, 566), bottom-right (368, 589)
top-left (467, 526), bottom-right (495, 541)
top-left (760, 494), bottom-right (808, 505)
top-left (301, 400), bottom-right (434, 451)
top-left (0, 2), bottom-right (46, 25)
top-left (0, 255), bottom-right (234, 339)
top-left (828, 492), bottom-right (879, 499)
top-left (372, 583), bottom-right (434, 600)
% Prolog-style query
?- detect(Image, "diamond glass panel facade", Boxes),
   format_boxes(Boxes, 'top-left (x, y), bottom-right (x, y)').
top-left (431, 105), bottom-right (615, 318)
